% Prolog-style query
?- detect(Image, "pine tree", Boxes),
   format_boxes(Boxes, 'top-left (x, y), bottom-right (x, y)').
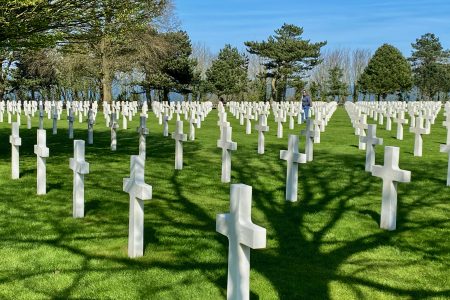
top-left (326, 66), bottom-right (348, 103)
top-left (206, 44), bottom-right (248, 100)
top-left (245, 24), bottom-right (326, 102)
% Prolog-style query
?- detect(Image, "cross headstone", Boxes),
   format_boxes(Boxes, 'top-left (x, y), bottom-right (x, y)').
top-left (217, 126), bottom-right (237, 183)
top-left (360, 124), bottom-right (383, 172)
top-left (68, 108), bottom-right (75, 139)
top-left (356, 115), bottom-right (368, 150)
top-left (372, 146), bottom-right (411, 231)
top-left (189, 113), bottom-right (197, 141)
top-left (394, 111), bottom-right (408, 140)
top-left (69, 140), bottom-right (90, 218)
top-left (409, 117), bottom-right (429, 157)
top-left (9, 122), bottom-right (22, 179)
top-left (255, 115), bottom-right (269, 154)
top-left (280, 135), bottom-right (307, 202)
top-left (163, 111), bottom-right (169, 137)
top-left (137, 114), bottom-right (149, 160)
top-left (110, 113), bottom-right (119, 151)
top-left (245, 108), bottom-right (254, 135)
top-left (440, 144), bottom-right (450, 186)
top-left (216, 184), bottom-right (266, 300)
top-left (442, 118), bottom-right (450, 145)
top-left (34, 129), bottom-right (49, 195)
top-left (52, 106), bottom-right (58, 135)
top-left (87, 109), bottom-right (95, 144)
top-left (123, 155), bottom-right (152, 258)
top-left (301, 119), bottom-right (315, 162)
top-left (171, 121), bottom-right (187, 170)
top-left (39, 103), bottom-right (44, 129)
top-left (275, 111), bottom-right (284, 139)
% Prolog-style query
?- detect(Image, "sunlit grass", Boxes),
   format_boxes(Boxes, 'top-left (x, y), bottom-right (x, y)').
top-left (0, 106), bottom-right (448, 299)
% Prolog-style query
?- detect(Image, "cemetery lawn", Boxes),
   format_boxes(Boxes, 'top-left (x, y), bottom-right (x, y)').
top-left (0, 107), bottom-right (449, 300)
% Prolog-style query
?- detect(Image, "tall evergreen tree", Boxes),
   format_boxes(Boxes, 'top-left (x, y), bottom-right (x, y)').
top-left (409, 33), bottom-right (450, 100)
top-left (358, 44), bottom-right (412, 101)
top-left (206, 44), bottom-right (248, 100)
top-left (245, 23), bottom-right (326, 101)
top-left (326, 66), bottom-right (348, 103)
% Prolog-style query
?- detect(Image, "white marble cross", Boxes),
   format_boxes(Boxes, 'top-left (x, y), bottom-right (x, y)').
top-left (189, 114), bottom-right (197, 141)
top-left (409, 117), bottom-right (429, 157)
top-left (217, 126), bottom-right (237, 183)
top-left (87, 109), bottom-right (95, 144)
top-left (110, 113), bottom-right (119, 151)
top-left (34, 129), bottom-right (49, 195)
top-left (216, 184), bottom-right (266, 300)
top-left (255, 115), bottom-right (269, 154)
top-left (123, 155), bottom-right (152, 258)
top-left (440, 144), bottom-right (450, 186)
top-left (280, 135), bottom-right (307, 202)
top-left (301, 119), bottom-right (315, 162)
top-left (245, 108), bottom-right (254, 135)
top-left (52, 106), bottom-right (58, 135)
top-left (360, 124), bottom-right (383, 172)
top-left (9, 122), bottom-right (22, 179)
top-left (137, 114), bottom-right (149, 160)
top-left (394, 111), bottom-right (408, 140)
top-left (68, 108), bottom-right (74, 139)
top-left (163, 111), bottom-right (169, 137)
top-left (171, 121), bottom-right (187, 170)
top-left (442, 118), bottom-right (450, 145)
top-left (70, 140), bottom-right (90, 218)
top-left (38, 105), bottom-right (44, 129)
top-left (372, 146), bottom-right (411, 231)
top-left (355, 115), bottom-right (368, 150)
top-left (275, 111), bottom-right (284, 138)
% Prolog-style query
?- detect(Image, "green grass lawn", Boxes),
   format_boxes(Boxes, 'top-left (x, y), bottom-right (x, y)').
top-left (0, 106), bottom-right (448, 299)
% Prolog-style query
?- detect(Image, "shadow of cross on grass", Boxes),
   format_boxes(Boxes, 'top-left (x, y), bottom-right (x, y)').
top-left (230, 143), bottom-right (450, 299)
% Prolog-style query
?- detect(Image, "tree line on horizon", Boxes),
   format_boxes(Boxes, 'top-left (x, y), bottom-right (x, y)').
top-left (1, 1), bottom-right (449, 104)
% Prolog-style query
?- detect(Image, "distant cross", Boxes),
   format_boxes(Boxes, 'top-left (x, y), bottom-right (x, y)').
top-left (280, 135), bottom-right (307, 202)
top-left (123, 155), bottom-right (152, 258)
top-left (360, 124), bottom-right (383, 172)
top-left (372, 146), bottom-right (411, 231)
top-left (34, 129), bottom-right (49, 195)
top-left (67, 108), bottom-right (75, 139)
top-left (70, 140), bottom-right (90, 218)
top-left (409, 117), bottom-right (429, 157)
top-left (254, 114), bottom-right (269, 154)
top-left (393, 111), bottom-right (408, 140)
top-left (189, 113), bottom-right (197, 141)
top-left (171, 121), bottom-right (188, 170)
top-left (9, 122), bottom-right (22, 179)
top-left (88, 109), bottom-right (95, 144)
top-left (355, 115), bottom-right (368, 150)
top-left (217, 126), bottom-right (237, 183)
top-left (38, 103), bottom-right (44, 129)
top-left (163, 110), bottom-right (169, 137)
top-left (52, 105), bottom-right (58, 135)
top-left (275, 111), bottom-right (284, 139)
top-left (301, 119), bottom-right (316, 162)
top-left (216, 184), bottom-right (266, 300)
top-left (110, 113), bottom-right (119, 151)
top-left (244, 108), bottom-right (254, 135)
top-left (137, 114), bottom-right (149, 160)
top-left (313, 114), bottom-right (323, 143)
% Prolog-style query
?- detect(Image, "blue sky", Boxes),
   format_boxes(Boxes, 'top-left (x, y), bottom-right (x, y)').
top-left (173, 0), bottom-right (450, 56)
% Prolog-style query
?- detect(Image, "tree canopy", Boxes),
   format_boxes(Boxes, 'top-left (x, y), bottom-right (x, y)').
top-left (358, 44), bottom-right (412, 100)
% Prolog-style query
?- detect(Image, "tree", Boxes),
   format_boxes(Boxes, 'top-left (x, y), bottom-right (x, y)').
top-left (358, 44), bottom-right (413, 101)
top-left (245, 23), bottom-right (326, 102)
top-left (326, 66), bottom-right (348, 103)
top-left (350, 49), bottom-right (372, 102)
top-left (410, 33), bottom-right (450, 100)
top-left (206, 44), bottom-right (248, 100)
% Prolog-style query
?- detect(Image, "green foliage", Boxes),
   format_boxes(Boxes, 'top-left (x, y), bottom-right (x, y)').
top-left (326, 66), bottom-right (348, 103)
top-left (409, 33), bottom-right (450, 100)
top-left (358, 44), bottom-right (412, 100)
top-left (206, 44), bottom-right (248, 99)
top-left (245, 23), bottom-right (326, 101)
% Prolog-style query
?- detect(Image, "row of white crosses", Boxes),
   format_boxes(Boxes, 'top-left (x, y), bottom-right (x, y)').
top-left (346, 102), bottom-right (416, 231)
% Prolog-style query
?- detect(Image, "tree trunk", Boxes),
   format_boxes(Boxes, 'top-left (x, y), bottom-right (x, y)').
top-left (163, 88), bottom-right (169, 102)
top-left (270, 77), bottom-right (276, 102)
top-left (100, 38), bottom-right (113, 103)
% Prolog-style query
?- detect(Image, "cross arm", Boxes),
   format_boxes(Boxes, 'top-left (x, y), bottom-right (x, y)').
top-left (123, 179), bottom-right (153, 201)
top-left (69, 159), bottom-right (90, 174)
